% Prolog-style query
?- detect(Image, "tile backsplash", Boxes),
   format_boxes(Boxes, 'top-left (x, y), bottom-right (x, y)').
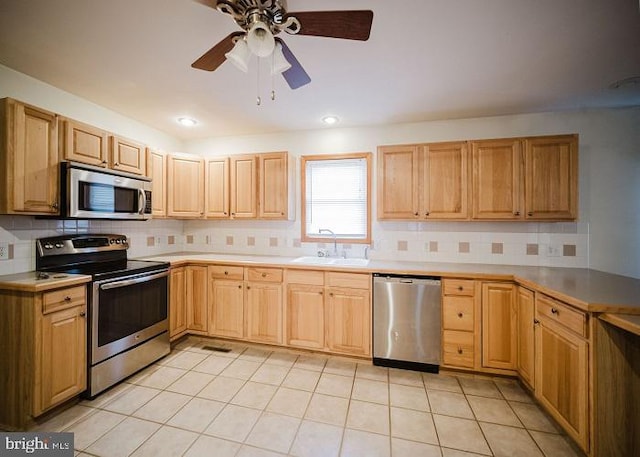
top-left (0, 216), bottom-right (588, 276)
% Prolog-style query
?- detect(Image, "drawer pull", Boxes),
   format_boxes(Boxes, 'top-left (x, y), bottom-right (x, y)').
top-left (534, 319), bottom-right (540, 325)
top-left (238, 285), bottom-right (242, 289)
top-left (64, 296), bottom-right (72, 302)
top-left (551, 308), bottom-right (559, 315)
top-left (457, 347), bottom-right (463, 354)
top-left (319, 291), bottom-right (323, 295)
top-left (261, 273), bottom-right (267, 278)
top-left (457, 286), bottom-right (463, 291)
top-left (224, 271), bottom-right (229, 275)
top-left (79, 311), bottom-right (86, 317)
top-left (457, 312), bottom-right (463, 318)
top-left (247, 286), bottom-right (251, 290)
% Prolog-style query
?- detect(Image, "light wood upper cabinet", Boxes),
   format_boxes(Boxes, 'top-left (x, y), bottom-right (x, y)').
top-left (61, 118), bottom-right (109, 167)
top-left (205, 157), bottom-right (230, 218)
top-left (377, 145), bottom-right (420, 219)
top-left (186, 266), bottom-right (208, 333)
top-left (147, 149), bottom-right (167, 217)
top-left (258, 152), bottom-right (290, 219)
top-left (326, 286), bottom-right (371, 356)
top-left (167, 153), bottom-right (205, 218)
top-left (230, 154), bottom-right (257, 218)
top-left (0, 98), bottom-right (60, 215)
top-left (524, 135), bottom-right (578, 220)
top-left (110, 135), bottom-right (146, 175)
top-left (378, 142), bottom-right (468, 220)
top-left (422, 142), bottom-right (469, 219)
top-left (517, 286), bottom-right (535, 388)
top-left (169, 267), bottom-right (187, 340)
top-left (471, 139), bottom-right (523, 219)
top-left (481, 282), bottom-right (517, 371)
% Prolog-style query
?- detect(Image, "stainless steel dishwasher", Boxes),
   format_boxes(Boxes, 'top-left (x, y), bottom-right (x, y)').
top-left (373, 274), bottom-right (442, 372)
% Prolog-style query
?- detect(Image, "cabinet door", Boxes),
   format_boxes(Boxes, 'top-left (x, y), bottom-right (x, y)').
top-left (205, 157), bottom-right (230, 218)
top-left (326, 287), bottom-right (370, 356)
top-left (186, 266), bottom-right (208, 332)
top-left (481, 282), bottom-right (517, 370)
top-left (259, 152), bottom-right (289, 219)
top-left (39, 305), bottom-right (86, 412)
top-left (524, 135), bottom-right (578, 220)
top-left (471, 139), bottom-right (523, 219)
top-left (209, 280), bottom-right (244, 338)
top-left (2, 100), bottom-right (59, 214)
top-left (535, 320), bottom-right (588, 451)
top-left (169, 267), bottom-right (187, 339)
top-left (147, 149), bottom-right (167, 217)
top-left (167, 154), bottom-right (205, 218)
top-left (230, 154), bottom-right (257, 218)
top-left (62, 118), bottom-right (108, 167)
top-left (422, 141), bottom-right (469, 219)
top-left (287, 284), bottom-right (325, 349)
top-left (246, 282), bottom-right (283, 344)
top-left (377, 145), bottom-right (420, 219)
top-left (110, 135), bottom-right (146, 175)
top-left (517, 286), bottom-right (535, 388)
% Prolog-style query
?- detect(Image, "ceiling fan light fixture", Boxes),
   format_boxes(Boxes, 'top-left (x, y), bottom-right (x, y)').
top-left (224, 37), bottom-right (251, 72)
top-left (247, 20), bottom-right (275, 57)
top-left (271, 42), bottom-right (291, 75)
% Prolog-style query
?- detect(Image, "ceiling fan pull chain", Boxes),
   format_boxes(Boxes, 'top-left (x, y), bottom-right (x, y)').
top-left (256, 55), bottom-right (262, 106)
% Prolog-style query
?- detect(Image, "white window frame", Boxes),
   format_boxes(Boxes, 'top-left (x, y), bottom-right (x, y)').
top-left (301, 152), bottom-right (372, 245)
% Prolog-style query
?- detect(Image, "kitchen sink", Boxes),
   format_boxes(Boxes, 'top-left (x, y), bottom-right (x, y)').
top-left (291, 256), bottom-right (370, 267)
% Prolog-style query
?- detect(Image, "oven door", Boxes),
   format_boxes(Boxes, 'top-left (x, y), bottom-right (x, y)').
top-left (91, 269), bottom-right (169, 364)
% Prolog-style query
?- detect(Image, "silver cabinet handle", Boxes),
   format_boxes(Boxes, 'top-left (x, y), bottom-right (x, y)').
top-left (100, 270), bottom-right (168, 290)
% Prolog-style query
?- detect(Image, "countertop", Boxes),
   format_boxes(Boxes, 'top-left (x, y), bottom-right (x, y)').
top-left (142, 252), bottom-right (640, 314)
top-left (0, 271), bottom-right (92, 292)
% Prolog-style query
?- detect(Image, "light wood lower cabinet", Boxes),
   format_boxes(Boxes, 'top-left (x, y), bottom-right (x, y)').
top-left (481, 282), bottom-right (517, 371)
top-left (287, 282), bottom-right (325, 350)
top-left (246, 282), bottom-right (283, 344)
top-left (326, 286), bottom-right (370, 356)
top-left (186, 266), bottom-right (208, 333)
top-left (0, 284), bottom-right (87, 430)
top-left (517, 286), bottom-right (535, 388)
top-left (209, 279), bottom-right (245, 339)
top-left (535, 293), bottom-right (589, 452)
top-left (442, 279), bottom-right (479, 369)
top-left (169, 267), bottom-right (187, 340)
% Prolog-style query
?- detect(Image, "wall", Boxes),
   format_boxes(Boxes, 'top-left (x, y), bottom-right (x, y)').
top-left (184, 107), bottom-right (640, 279)
top-left (0, 64), bottom-right (187, 276)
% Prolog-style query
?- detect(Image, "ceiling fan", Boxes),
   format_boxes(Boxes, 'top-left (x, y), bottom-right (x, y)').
top-left (192, 0), bottom-right (374, 89)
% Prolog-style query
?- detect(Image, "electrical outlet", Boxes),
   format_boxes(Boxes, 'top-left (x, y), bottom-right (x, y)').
top-left (0, 242), bottom-right (9, 260)
top-left (547, 244), bottom-right (561, 257)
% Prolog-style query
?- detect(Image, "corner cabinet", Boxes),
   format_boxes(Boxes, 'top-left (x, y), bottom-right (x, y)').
top-left (517, 286), bottom-right (535, 388)
top-left (0, 283), bottom-right (87, 430)
top-left (481, 282), bottom-right (517, 371)
top-left (378, 142), bottom-right (468, 220)
top-left (169, 267), bottom-right (187, 340)
top-left (167, 153), bottom-right (205, 218)
top-left (0, 98), bottom-right (60, 215)
top-left (186, 266), bottom-right (208, 334)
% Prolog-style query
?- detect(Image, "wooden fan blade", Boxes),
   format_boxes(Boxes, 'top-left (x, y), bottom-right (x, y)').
top-left (276, 38), bottom-right (311, 90)
top-left (191, 32), bottom-right (244, 71)
top-left (286, 10), bottom-right (373, 41)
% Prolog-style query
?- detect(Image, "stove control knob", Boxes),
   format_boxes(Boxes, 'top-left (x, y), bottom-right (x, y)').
top-left (121, 238), bottom-right (127, 244)
top-left (110, 239), bottom-right (115, 244)
top-left (115, 239), bottom-right (121, 244)
top-left (55, 243), bottom-right (63, 249)
top-left (44, 243), bottom-right (53, 250)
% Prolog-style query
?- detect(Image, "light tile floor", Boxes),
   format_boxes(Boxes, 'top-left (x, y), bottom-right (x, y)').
top-left (31, 336), bottom-right (585, 457)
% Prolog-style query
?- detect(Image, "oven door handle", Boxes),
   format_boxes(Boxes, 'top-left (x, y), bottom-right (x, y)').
top-left (99, 270), bottom-right (169, 290)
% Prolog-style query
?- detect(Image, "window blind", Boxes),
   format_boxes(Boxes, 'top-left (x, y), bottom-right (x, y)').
top-left (305, 157), bottom-right (368, 239)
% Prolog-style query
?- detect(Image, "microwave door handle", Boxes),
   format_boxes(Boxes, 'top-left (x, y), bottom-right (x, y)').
top-left (100, 270), bottom-right (169, 290)
top-left (138, 188), bottom-right (146, 215)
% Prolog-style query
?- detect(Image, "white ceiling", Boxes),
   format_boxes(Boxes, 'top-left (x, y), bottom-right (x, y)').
top-left (0, 0), bottom-right (639, 140)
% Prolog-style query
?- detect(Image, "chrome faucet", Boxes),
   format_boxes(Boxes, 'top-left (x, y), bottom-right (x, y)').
top-left (319, 228), bottom-right (338, 257)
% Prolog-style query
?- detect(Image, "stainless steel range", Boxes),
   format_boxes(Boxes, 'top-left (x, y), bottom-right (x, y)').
top-left (36, 234), bottom-right (170, 397)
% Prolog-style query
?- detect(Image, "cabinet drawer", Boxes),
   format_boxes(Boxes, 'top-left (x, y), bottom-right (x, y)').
top-left (208, 265), bottom-right (244, 280)
top-left (536, 294), bottom-right (587, 338)
top-left (42, 285), bottom-right (86, 314)
top-left (442, 330), bottom-right (474, 368)
top-left (442, 296), bottom-right (474, 331)
top-left (286, 269), bottom-right (324, 286)
top-left (326, 272), bottom-right (370, 289)
top-left (247, 267), bottom-right (283, 283)
top-left (443, 279), bottom-right (475, 296)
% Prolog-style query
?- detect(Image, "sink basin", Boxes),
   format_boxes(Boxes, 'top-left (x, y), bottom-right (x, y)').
top-left (291, 256), bottom-right (369, 267)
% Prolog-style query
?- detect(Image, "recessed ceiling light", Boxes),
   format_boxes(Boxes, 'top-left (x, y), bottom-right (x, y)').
top-left (177, 117), bottom-right (198, 127)
top-left (322, 116), bottom-right (339, 125)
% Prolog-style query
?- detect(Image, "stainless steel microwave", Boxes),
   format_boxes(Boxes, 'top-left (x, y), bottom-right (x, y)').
top-left (62, 161), bottom-right (152, 220)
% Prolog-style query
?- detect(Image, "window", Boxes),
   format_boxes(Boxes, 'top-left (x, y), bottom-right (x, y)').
top-left (301, 152), bottom-right (371, 244)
